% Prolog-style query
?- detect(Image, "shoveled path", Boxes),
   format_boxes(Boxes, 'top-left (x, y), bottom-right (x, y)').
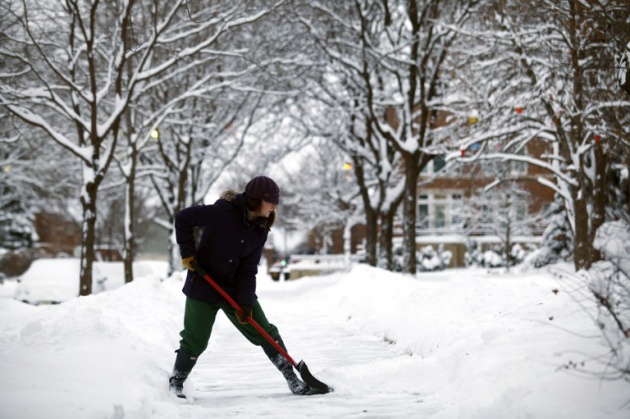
top-left (153, 275), bottom-right (444, 418)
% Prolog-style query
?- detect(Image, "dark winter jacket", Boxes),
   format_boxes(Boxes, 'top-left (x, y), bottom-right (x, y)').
top-left (175, 191), bottom-right (269, 306)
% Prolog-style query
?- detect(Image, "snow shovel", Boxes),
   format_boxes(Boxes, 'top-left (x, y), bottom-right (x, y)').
top-left (189, 261), bottom-right (333, 394)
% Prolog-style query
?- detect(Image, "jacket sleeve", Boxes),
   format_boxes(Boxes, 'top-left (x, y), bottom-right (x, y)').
top-left (234, 238), bottom-right (265, 306)
top-left (174, 205), bottom-right (211, 258)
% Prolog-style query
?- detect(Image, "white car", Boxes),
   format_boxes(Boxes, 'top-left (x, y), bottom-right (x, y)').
top-left (13, 258), bottom-right (107, 305)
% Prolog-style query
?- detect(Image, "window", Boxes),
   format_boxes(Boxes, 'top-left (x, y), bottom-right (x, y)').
top-left (434, 156), bottom-right (446, 172)
top-left (421, 155), bottom-right (447, 175)
top-left (435, 203), bottom-right (446, 228)
top-left (418, 204), bottom-right (429, 229)
top-left (451, 194), bottom-right (462, 225)
top-left (510, 151), bottom-right (528, 175)
top-left (479, 145), bottom-right (528, 177)
top-left (417, 191), bottom-right (464, 232)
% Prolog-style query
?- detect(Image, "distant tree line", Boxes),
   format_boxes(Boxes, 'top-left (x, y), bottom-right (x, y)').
top-left (1, 0), bottom-right (628, 286)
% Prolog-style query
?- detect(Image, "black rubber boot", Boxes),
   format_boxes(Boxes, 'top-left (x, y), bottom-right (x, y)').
top-left (168, 348), bottom-right (198, 399)
top-left (262, 337), bottom-right (314, 395)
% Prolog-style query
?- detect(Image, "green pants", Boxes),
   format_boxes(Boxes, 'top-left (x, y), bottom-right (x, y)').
top-left (179, 297), bottom-right (281, 356)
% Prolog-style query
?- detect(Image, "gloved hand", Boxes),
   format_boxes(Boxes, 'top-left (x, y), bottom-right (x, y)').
top-left (182, 256), bottom-right (196, 271)
top-left (236, 305), bottom-right (252, 324)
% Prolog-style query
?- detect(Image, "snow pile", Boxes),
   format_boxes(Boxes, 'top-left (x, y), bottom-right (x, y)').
top-left (0, 262), bottom-right (629, 418)
top-left (590, 221), bottom-right (630, 382)
top-left (318, 264), bottom-right (629, 418)
top-left (1, 273), bottom-right (186, 418)
top-left (13, 259), bottom-right (90, 304)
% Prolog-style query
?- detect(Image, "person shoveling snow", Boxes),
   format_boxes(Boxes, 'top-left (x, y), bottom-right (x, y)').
top-left (169, 176), bottom-right (332, 399)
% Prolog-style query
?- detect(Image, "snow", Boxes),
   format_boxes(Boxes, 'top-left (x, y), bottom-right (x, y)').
top-left (12, 259), bottom-right (94, 304)
top-left (594, 221), bottom-right (630, 279)
top-left (0, 261), bottom-right (628, 418)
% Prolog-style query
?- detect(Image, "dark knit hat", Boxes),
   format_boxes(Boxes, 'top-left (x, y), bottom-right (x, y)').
top-left (245, 176), bottom-right (280, 205)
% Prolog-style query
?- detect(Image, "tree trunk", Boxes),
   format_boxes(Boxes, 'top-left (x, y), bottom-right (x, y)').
top-left (122, 33), bottom-right (136, 285)
top-left (122, 122), bottom-right (137, 284)
top-left (165, 135), bottom-right (191, 277)
top-left (343, 221), bottom-right (352, 265)
top-left (568, 0), bottom-right (592, 272)
top-left (123, 168), bottom-right (136, 283)
top-left (573, 192), bottom-right (590, 270)
top-left (401, 155), bottom-right (419, 274)
top-left (364, 208), bottom-right (378, 266)
top-left (167, 216), bottom-right (179, 277)
top-left (354, 160), bottom-right (378, 266)
top-left (378, 209), bottom-right (395, 270)
top-left (505, 216), bottom-right (512, 268)
top-left (79, 179), bottom-right (98, 296)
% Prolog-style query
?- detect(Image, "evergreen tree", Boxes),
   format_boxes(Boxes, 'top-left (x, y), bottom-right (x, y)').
top-left (0, 202), bottom-right (33, 250)
top-left (534, 195), bottom-right (574, 267)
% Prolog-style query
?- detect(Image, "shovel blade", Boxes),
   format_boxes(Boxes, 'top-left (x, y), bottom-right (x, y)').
top-left (296, 360), bottom-right (334, 394)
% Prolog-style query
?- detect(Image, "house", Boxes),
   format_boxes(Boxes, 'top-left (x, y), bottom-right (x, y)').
top-left (34, 212), bottom-right (82, 256)
top-left (302, 137), bottom-right (555, 268)
top-left (414, 139), bottom-right (555, 266)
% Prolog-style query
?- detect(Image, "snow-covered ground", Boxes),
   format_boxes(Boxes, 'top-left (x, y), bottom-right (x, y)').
top-left (0, 262), bottom-right (628, 418)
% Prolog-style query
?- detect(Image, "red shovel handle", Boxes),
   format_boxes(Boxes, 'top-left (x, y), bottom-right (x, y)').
top-left (190, 261), bottom-right (298, 368)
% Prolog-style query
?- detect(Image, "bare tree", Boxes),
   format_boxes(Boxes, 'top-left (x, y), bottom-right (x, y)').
top-left (276, 137), bottom-right (362, 256)
top-left (0, 0), bottom-right (290, 293)
top-left (0, 111), bottom-right (79, 250)
top-left (293, 0), bottom-right (482, 273)
top-left (451, 0), bottom-right (630, 271)
top-left (143, 94), bottom-right (263, 276)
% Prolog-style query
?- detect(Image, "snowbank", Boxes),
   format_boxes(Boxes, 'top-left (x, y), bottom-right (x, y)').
top-left (1, 274), bottom-right (186, 418)
top-left (0, 263), bottom-right (628, 418)
top-left (317, 264), bottom-right (629, 418)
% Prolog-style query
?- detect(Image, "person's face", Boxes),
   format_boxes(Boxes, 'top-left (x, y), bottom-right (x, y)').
top-left (258, 200), bottom-right (276, 218)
